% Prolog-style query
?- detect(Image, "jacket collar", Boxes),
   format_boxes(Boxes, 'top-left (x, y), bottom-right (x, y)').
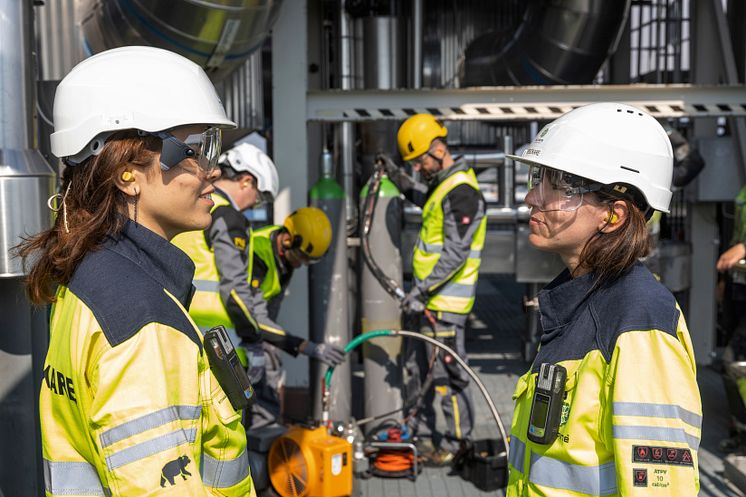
top-left (537, 268), bottom-right (597, 333)
top-left (104, 220), bottom-right (196, 308)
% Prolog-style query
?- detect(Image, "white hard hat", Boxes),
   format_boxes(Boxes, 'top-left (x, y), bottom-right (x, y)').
top-left (51, 46), bottom-right (236, 161)
top-left (508, 102), bottom-right (674, 213)
top-left (219, 143), bottom-right (279, 201)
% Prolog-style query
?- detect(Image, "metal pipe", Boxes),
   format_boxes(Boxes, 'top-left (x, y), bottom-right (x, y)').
top-left (1, 1), bottom-right (33, 150)
top-left (339, 1), bottom-right (356, 229)
top-left (412, 0), bottom-right (423, 88)
top-left (502, 135), bottom-right (514, 208)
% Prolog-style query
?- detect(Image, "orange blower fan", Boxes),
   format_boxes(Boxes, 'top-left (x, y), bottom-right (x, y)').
top-left (268, 426), bottom-right (353, 497)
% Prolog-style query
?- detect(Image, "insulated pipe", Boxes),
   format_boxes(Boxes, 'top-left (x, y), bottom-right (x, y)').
top-left (80, 0), bottom-right (283, 82)
top-left (463, 0), bottom-right (631, 86)
top-left (0, 0), bottom-right (55, 277)
top-left (309, 149), bottom-right (351, 421)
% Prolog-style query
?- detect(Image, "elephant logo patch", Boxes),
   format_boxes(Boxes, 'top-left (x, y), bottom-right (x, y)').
top-left (160, 455), bottom-right (192, 487)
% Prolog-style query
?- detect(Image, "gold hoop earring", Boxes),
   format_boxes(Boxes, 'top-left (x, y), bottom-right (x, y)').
top-left (49, 183), bottom-right (72, 233)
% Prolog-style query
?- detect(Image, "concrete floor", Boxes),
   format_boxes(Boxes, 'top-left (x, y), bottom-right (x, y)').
top-left (352, 276), bottom-right (744, 497)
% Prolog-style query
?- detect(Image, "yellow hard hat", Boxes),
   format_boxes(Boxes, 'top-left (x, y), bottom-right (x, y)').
top-left (283, 207), bottom-right (332, 260)
top-left (397, 114), bottom-right (448, 161)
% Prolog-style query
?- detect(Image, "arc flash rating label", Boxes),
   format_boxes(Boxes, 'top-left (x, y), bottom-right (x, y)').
top-left (632, 445), bottom-right (693, 466)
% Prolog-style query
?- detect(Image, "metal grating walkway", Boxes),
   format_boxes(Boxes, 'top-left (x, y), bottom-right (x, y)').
top-left (354, 276), bottom-right (744, 497)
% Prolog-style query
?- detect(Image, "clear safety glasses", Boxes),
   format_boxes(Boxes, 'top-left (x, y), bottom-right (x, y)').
top-left (527, 165), bottom-right (600, 213)
top-left (156, 127), bottom-right (222, 175)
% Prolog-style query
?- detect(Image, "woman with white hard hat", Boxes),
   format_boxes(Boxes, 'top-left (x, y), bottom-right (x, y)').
top-left (18, 46), bottom-right (256, 496)
top-left (505, 102), bottom-right (701, 496)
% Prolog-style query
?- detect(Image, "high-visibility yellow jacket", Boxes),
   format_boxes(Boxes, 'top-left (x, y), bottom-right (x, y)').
top-left (412, 159), bottom-right (487, 319)
top-left (508, 263), bottom-right (701, 496)
top-left (40, 221), bottom-right (255, 497)
top-left (250, 225), bottom-right (284, 301)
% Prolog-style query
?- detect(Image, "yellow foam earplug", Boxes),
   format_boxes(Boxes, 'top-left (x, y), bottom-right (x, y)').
top-left (605, 213), bottom-right (619, 224)
top-left (121, 171), bottom-right (134, 182)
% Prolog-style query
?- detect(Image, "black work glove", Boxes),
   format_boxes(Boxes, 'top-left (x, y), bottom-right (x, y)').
top-left (401, 286), bottom-right (426, 314)
top-left (301, 341), bottom-right (345, 366)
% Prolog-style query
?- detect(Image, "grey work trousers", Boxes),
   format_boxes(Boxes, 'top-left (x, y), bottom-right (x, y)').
top-left (245, 342), bottom-right (285, 429)
top-left (404, 316), bottom-right (474, 452)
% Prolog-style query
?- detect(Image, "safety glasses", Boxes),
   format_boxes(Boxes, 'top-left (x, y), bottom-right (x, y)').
top-left (407, 149), bottom-right (435, 170)
top-left (527, 165), bottom-right (601, 212)
top-left (288, 237), bottom-right (322, 265)
top-left (155, 127), bottom-right (222, 175)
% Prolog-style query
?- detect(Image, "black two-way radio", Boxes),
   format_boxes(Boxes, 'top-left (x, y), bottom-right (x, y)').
top-left (527, 363), bottom-right (567, 444)
top-left (204, 326), bottom-right (255, 411)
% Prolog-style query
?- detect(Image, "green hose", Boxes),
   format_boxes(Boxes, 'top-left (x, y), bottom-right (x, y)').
top-left (323, 329), bottom-right (394, 389)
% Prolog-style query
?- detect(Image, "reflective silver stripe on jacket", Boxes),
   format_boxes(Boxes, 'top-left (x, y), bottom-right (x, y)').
top-left (508, 437), bottom-right (526, 473)
top-left (613, 401), bottom-right (702, 430)
top-left (437, 282), bottom-right (476, 298)
top-left (194, 279), bottom-right (220, 293)
top-left (416, 239), bottom-right (443, 253)
top-left (106, 428), bottom-right (197, 470)
top-left (612, 425), bottom-right (700, 451)
top-left (529, 453), bottom-right (618, 496)
top-left (44, 460), bottom-right (107, 496)
top-left (416, 240), bottom-right (481, 260)
top-left (201, 450), bottom-right (250, 488)
top-left (100, 405), bottom-right (202, 448)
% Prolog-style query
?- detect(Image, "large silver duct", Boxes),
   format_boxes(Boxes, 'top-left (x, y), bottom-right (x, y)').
top-left (0, 0), bottom-right (55, 495)
top-left (80, 0), bottom-right (282, 82)
top-left (0, 1), bottom-right (55, 276)
top-left (463, 0), bottom-right (631, 86)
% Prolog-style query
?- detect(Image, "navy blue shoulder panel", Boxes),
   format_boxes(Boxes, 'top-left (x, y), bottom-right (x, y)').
top-left (68, 248), bottom-right (202, 350)
top-left (591, 264), bottom-right (679, 362)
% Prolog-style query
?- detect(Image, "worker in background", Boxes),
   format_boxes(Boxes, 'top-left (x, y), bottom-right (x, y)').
top-left (172, 143), bottom-right (344, 429)
top-left (246, 207), bottom-right (337, 427)
top-left (507, 102), bottom-right (701, 496)
top-left (384, 114), bottom-right (487, 466)
top-left (717, 182), bottom-right (746, 452)
top-left (18, 46), bottom-right (255, 496)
